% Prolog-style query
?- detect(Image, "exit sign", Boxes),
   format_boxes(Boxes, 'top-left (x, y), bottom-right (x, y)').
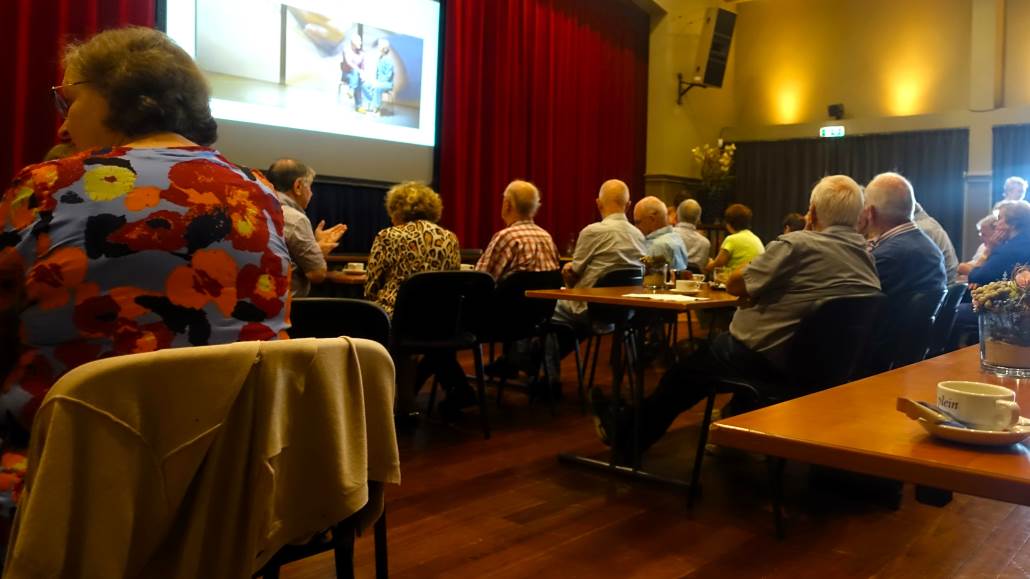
top-left (819, 125), bottom-right (846, 138)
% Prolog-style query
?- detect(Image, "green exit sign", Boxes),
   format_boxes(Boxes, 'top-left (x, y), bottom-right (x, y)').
top-left (819, 125), bottom-right (846, 138)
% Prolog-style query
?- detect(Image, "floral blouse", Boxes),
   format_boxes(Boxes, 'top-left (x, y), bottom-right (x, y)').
top-left (0, 146), bottom-right (291, 426)
top-left (364, 220), bottom-right (461, 316)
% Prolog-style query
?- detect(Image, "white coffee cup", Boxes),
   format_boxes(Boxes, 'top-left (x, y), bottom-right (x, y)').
top-left (460, 263), bottom-right (475, 271)
top-left (936, 381), bottom-right (1021, 430)
top-left (675, 279), bottom-right (701, 292)
top-left (691, 273), bottom-right (706, 283)
top-left (344, 262), bottom-right (365, 272)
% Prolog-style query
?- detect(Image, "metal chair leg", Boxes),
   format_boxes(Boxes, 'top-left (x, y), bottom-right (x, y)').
top-left (374, 510), bottom-right (388, 578)
top-left (332, 519), bottom-right (357, 579)
top-left (473, 345), bottom-right (491, 439)
top-left (688, 392), bottom-right (717, 508)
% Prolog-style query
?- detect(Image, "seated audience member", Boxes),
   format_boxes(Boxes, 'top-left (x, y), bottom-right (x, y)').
top-left (958, 213), bottom-right (998, 276)
top-left (996, 176), bottom-right (1028, 209)
top-left (265, 158), bottom-right (347, 297)
top-left (968, 200), bottom-right (1030, 285)
top-left (913, 202), bottom-right (959, 283)
top-left (360, 39), bottom-right (394, 115)
top-left (365, 181), bottom-right (460, 313)
top-left (859, 173), bottom-right (946, 372)
top-left (781, 212), bottom-right (806, 235)
top-left (666, 204), bottom-right (678, 226)
top-left (634, 196), bottom-right (689, 271)
top-left (592, 175), bottom-right (880, 458)
top-left (475, 179), bottom-right (559, 279)
top-left (860, 172), bottom-right (946, 297)
top-left (0, 26), bottom-right (292, 433)
top-left (674, 199), bottom-right (711, 270)
top-left (706, 203), bottom-right (763, 274)
top-left (552, 179), bottom-right (647, 333)
top-left (364, 182), bottom-right (465, 414)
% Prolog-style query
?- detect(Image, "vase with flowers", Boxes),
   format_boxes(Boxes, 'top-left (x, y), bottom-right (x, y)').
top-left (971, 265), bottom-right (1030, 377)
top-left (690, 141), bottom-right (736, 221)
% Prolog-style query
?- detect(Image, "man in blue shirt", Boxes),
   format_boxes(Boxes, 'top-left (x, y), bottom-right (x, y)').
top-left (860, 172), bottom-right (946, 298)
top-left (360, 39), bottom-right (395, 115)
top-left (633, 196), bottom-right (689, 272)
top-left (969, 200), bottom-right (1030, 285)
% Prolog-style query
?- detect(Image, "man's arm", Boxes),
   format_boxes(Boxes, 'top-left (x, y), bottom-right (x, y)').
top-left (287, 216), bottom-right (329, 284)
top-left (728, 239), bottom-right (797, 300)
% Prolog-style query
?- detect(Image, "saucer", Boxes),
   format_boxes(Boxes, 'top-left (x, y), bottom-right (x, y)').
top-left (914, 419), bottom-right (1030, 447)
top-left (341, 269), bottom-right (366, 275)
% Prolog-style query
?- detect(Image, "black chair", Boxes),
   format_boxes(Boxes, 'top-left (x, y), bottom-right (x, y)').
top-left (579, 267), bottom-right (644, 401)
top-left (259, 298), bottom-right (392, 579)
top-left (289, 297), bottom-right (390, 345)
top-left (688, 293), bottom-right (887, 516)
top-left (476, 270), bottom-right (564, 409)
top-left (865, 289), bottom-right (946, 375)
top-left (926, 283), bottom-right (968, 358)
top-left (391, 270), bottom-right (495, 438)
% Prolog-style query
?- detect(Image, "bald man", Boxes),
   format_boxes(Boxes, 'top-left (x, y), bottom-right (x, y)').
top-left (552, 179), bottom-right (646, 328)
top-left (859, 172), bottom-right (946, 299)
top-left (476, 180), bottom-right (560, 279)
top-left (634, 196), bottom-right (689, 271)
top-left (674, 199), bottom-right (711, 270)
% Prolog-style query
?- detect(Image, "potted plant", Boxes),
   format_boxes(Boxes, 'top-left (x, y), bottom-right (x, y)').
top-left (690, 142), bottom-right (736, 221)
top-left (971, 265), bottom-right (1030, 377)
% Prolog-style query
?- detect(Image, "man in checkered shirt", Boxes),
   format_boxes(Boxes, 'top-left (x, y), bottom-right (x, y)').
top-left (475, 180), bottom-right (560, 279)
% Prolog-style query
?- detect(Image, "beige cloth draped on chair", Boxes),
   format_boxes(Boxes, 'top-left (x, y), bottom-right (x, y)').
top-left (4, 337), bottom-right (400, 579)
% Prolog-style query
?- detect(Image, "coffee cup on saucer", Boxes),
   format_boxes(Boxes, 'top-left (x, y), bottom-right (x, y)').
top-left (691, 273), bottom-right (705, 283)
top-left (675, 279), bottom-right (702, 292)
top-left (937, 381), bottom-right (1021, 430)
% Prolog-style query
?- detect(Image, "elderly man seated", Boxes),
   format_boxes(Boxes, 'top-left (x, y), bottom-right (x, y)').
top-left (859, 172), bottom-right (946, 297)
top-left (547, 179), bottom-right (647, 382)
top-left (913, 203), bottom-right (959, 283)
top-left (591, 175), bottom-right (881, 459)
top-left (476, 180), bottom-right (559, 279)
top-left (634, 196), bottom-right (689, 271)
top-left (674, 199), bottom-right (711, 271)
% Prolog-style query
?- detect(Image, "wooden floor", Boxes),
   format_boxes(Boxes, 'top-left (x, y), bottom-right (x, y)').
top-left (282, 328), bottom-right (1030, 579)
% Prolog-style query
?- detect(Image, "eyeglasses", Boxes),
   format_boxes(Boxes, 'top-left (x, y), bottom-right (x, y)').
top-left (50, 81), bottom-right (90, 117)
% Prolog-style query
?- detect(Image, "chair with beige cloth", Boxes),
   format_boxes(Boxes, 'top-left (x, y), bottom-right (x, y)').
top-left (4, 337), bottom-right (400, 579)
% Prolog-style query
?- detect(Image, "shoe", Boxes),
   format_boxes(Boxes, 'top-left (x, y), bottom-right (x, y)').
top-left (589, 387), bottom-right (614, 446)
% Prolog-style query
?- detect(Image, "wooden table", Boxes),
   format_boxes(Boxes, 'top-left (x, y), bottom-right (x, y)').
top-left (524, 285), bottom-right (740, 311)
top-left (710, 347), bottom-right (1030, 506)
top-left (526, 283), bottom-right (740, 488)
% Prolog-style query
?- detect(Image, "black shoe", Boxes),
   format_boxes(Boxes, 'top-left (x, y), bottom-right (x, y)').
top-left (589, 387), bottom-right (615, 446)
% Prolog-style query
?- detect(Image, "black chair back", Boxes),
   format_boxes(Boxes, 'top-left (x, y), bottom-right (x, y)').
top-left (785, 293), bottom-right (887, 394)
top-left (866, 289), bottom-right (946, 374)
top-left (479, 270), bottom-right (564, 343)
top-left (926, 283), bottom-right (968, 358)
top-left (587, 266), bottom-right (644, 327)
top-left (289, 297), bottom-right (390, 346)
top-left (391, 271), bottom-right (495, 348)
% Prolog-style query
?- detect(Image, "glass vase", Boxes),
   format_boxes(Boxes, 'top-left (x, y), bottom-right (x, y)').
top-left (979, 309), bottom-right (1030, 378)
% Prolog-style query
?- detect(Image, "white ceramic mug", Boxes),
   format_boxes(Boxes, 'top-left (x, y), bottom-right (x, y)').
top-left (345, 262), bottom-right (365, 272)
top-left (691, 273), bottom-right (706, 283)
top-left (460, 263), bottom-right (475, 271)
top-left (936, 381), bottom-right (1021, 430)
top-left (676, 279), bottom-right (702, 292)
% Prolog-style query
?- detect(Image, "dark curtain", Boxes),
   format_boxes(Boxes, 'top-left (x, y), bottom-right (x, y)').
top-left (439, 0), bottom-right (649, 250)
top-left (2, 0), bottom-right (155, 185)
top-left (992, 124), bottom-right (1030, 204)
top-left (307, 181), bottom-right (391, 253)
top-left (733, 129), bottom-right (969, 244)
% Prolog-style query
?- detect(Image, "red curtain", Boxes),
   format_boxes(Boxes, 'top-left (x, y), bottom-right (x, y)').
top-left (1, 0), bottom-right (155, 185)
top-left (438, 0), bottom-right (649, 251)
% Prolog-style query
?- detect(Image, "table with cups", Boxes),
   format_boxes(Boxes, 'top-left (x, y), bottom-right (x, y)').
top-left (709, 346), bottom-right (1030, 507)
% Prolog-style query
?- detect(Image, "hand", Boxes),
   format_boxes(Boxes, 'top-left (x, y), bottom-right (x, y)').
top-left (315, 221), bottom-right (347, 245)
top-left (561, 262), bottom-right (578, 286)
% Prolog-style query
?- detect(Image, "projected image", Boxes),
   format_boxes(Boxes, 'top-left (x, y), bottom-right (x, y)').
top-left (167, 0), bottom-right (439, 147)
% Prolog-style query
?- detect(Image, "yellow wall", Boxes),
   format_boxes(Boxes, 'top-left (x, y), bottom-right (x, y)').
top-left (733, 0), bottom-right (971, 126)
top-left (1004, 0), bottom-right (1030, 107)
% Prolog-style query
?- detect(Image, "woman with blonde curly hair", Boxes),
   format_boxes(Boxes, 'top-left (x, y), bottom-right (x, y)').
top-left (364, 181), bottom-right (460, 314)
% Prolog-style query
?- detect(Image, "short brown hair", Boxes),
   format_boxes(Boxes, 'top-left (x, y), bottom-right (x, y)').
top-left (385, 181), bottom-right (443, 223)
top-left (63, 26), bottom-right (217, 145)
top-left (999, 199), bottom-right (1030, 233)
top-left (724, 203), bottom-right (753, 231)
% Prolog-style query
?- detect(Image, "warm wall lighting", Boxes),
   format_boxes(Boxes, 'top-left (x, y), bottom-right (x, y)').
top-left (773, 82), bottom-right (804, 124)
top-left (887, 76), bottom-right (926, 116)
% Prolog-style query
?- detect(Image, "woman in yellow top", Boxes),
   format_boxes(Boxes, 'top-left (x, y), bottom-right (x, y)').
top-left (705, 203), bottom-right (764, 274)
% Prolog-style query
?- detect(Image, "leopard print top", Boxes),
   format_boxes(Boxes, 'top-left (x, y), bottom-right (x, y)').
top-left (364, 220), bottom-right (461, 316)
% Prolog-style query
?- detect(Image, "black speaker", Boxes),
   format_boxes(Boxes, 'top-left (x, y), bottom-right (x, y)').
top-left (692, 8), bottom-right (736, 88)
